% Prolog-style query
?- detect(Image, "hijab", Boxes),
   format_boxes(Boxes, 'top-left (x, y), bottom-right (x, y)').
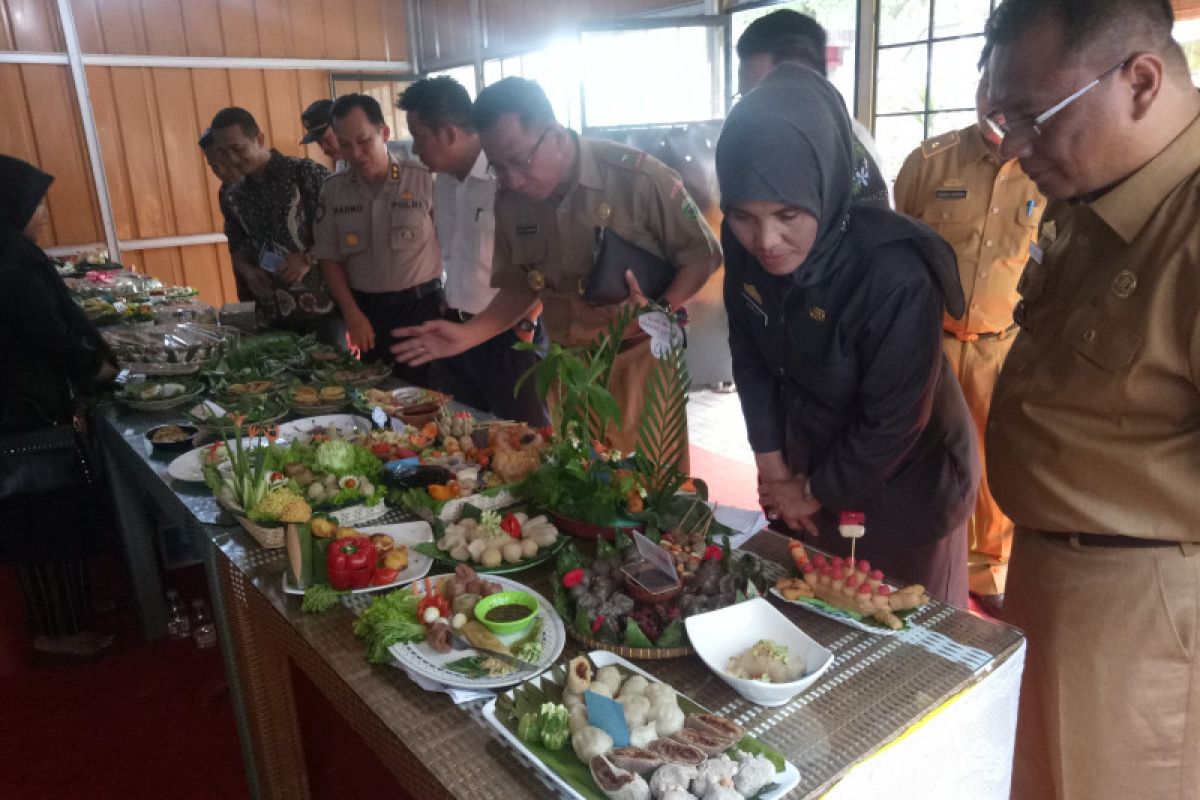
top-left (0, 155), bottom-right (54, 271)
top-left (716, 63), bottom-right (964, 316)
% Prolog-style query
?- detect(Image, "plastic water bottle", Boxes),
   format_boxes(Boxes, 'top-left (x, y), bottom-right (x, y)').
top-left (191, 597), bottom-right (217, 649)
top-left (165, 589), bottom-right (190, 640)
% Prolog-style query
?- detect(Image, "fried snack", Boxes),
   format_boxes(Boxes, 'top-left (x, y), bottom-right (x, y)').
top-left (384, 546), bottom-right (408, 571)
top-left (370, 533), bottom-right (395, 554)
top-left (310, 517), bottom-right (337, 538)
top-left (774, 577), bottom-right (814, 601)
top-left (319, 385), bottom-right (345, 402)
top-left (334, 526), bottom-right (359, 540)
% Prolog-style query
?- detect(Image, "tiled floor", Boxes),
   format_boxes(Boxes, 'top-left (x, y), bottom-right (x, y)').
top-left (687, 388), bottom-right (754, 466)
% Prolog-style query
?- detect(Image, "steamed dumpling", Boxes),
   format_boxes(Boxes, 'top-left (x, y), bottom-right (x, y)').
top-left (653, 702), bottom-right (686, 737)
top-left (569, 704), bottom-right (590, 735)
top-left (733, 752), bottom-right (776, 797)
top-left (619, 694), bottom-right (651, 728)
top-left (650, 763), bottom-right (698, 799)
top-left (644, 682), bottom-right (678, 709)
top-left (573, 725), bottom-right (614, 763)
top-left (628, 722), bottom-right (658, 749)
top-left (594, 665), bottom-right (623, 695)
top-left (619, 675), bottom-right (650, 699)
top-left (567, 655), bottom-right (594, 694)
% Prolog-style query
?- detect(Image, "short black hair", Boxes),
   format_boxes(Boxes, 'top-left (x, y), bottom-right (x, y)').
top-left (471, 77), bottom-right (556, 133)
top-left (398, 76), bottom-right (474, 133)
top-left (198, 128), bottom-right (216, 150)
top-left (210, 107), bottom-right (260, 139)
top-left (985, 0), bottom-right (1178, 66)
top-left (331, 93), bottom-right (386, 127)
top-left (736, 9), bottom-right (827, 76)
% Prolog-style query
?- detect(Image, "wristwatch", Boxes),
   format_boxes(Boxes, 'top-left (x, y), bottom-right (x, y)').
top-left (516, 319), bottom-right (536, 333)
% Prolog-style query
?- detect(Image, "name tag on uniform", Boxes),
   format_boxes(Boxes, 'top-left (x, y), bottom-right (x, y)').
top-left (1029, 241), bottom-right (1044, 264)
top-left (742, 287), bottom-right (768, 327)
top-left (516, 224), bottom-right (539, 236)
top-left (935, 188), bottom-right (968, 200)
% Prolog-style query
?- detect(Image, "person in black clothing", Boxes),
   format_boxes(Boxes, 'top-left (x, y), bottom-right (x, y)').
top-left (0, 155), bottom-right (119, 659)
top-left (716, 64), bottom-right (977, 606)
top-left (210, 107), bottom-right (344, 346)
top-left (736, 9), bottom-right (892, 208)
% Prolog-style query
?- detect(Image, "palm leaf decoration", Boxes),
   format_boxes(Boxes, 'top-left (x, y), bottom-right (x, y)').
top-left (634, 324), bottom-right (691, 506)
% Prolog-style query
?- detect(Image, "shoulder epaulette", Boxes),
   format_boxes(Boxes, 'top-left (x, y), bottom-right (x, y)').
top-left (920, 130), bottom-right (961, 159)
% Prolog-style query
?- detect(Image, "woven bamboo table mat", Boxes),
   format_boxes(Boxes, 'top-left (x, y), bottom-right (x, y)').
top-left (215, 511), bottom-right (1024, 799)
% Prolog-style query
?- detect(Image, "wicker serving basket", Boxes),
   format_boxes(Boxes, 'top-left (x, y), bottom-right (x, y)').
top-left (218, 497), bottom-right (287, 549)
top-left (563, 624), bottom-right (695, 660)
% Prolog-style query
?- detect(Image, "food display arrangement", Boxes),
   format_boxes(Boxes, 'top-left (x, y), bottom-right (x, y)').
top-left (485, 652), bottom-right (799, 800)
top-left (114, 378), bottom-right (204, 411)
top-left (551, 519), bottom-right (765, 657)
top-left (66, 266), bottom-right (210, 327)
top-left (770, 541), bottom-right (930, 633)
top-left (102, 322), bottom-right (235, 375)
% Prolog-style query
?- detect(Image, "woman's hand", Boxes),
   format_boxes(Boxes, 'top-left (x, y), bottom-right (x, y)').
top-left (759, 476), bottom-right (821, 536)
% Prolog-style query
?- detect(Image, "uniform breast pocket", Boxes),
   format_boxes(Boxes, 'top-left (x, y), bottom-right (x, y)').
top-left (1065, 305), bottom-right (1142, 372)
top-left (390, 208), bottom-right (424, 251)
top-left (1015, 199), bottom-right (1040, 229)
top-left (923, 196), bottom-right (976, 225)
top-left (510, 235), bottom-right (550, 287)
top-left (336, 221), bottom-right (369, 257)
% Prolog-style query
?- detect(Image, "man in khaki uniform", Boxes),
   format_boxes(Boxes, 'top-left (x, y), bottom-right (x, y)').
top-left (894, 64), bottom-right (1045, 610)
top-left (983, 0), bottom-right (1200, 797)
top-left (393, 78), bottom-right (721, 455)
top-left (313, 93), bottom-right (443, 385)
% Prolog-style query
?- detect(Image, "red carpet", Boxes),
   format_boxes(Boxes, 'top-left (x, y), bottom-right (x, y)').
top-left (0, 562), bottom-right (405, 799)
top-left (688, 444), bottom-right (758, 511)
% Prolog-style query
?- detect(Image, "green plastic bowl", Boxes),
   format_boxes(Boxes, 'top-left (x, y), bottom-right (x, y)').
top-left (474, 591), bottom-right (539, 636)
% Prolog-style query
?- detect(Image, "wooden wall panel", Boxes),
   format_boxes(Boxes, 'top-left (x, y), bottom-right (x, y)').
top-left (67, 0), bottom-right (410, 61)
top-left (0, 65), bottom-right (102, 247)
top-left (120, 244), bottom-right (235, 307)
top-left (1, 0), bottom-right (64, 50)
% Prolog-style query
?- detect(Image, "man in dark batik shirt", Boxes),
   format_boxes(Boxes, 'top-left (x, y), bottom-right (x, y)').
top-left (210, 107), bottom-right (344, 346)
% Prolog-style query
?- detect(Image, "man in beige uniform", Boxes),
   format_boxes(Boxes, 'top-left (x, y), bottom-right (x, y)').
top-left (393, 78), bottom-right (721, 455)
top-left (313, 93), bottom-right (443, 385)
top-left (894, 62), bottom-right (1045, 610)
top-left (983, 0), bottom-right (1200, 797)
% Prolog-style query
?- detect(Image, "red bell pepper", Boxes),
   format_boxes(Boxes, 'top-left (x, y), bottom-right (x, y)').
top-left (370, 567), bottom-right (400, 586)
top-left (327, 537), bottom-right (376, 590)
top-left (501, 513), bottom-right (523, 539)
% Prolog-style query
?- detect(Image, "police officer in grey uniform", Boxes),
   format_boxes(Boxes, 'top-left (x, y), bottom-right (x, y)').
top-left (313, 94), bottom-right (443, 385)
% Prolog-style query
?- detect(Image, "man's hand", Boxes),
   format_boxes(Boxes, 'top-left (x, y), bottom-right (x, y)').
top-left (759, 476), bottom-right (822, 536)
top-left (345, 309), bottom-right (375, 354)
top-left (390, 320), bottom-right (474, 366)
top-left (592, 270), bottom-right (649, 339)
top-left (279, 252), bottom-right (311, 284)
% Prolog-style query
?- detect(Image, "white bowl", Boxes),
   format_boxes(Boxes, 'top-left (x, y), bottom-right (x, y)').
top-left (685, 596), bottom-right (834, 707)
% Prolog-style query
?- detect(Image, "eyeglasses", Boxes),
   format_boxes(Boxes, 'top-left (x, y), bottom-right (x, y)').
top-left (986, 56), bottom-right (1133, 146)
top-left (486, 125), bottom-right (554, 180)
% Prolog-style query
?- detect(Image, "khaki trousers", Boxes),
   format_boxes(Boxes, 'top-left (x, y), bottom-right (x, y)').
top-left (1004, 527), bottom-right (1200, 799)
top-left (944, 333), bottom-right (1016, 595)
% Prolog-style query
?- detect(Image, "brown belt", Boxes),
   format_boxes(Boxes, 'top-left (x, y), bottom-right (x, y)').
top-left (944, 323), bottom-right (1019, 342)
top-left (1039, 530), bottom-right (1183, 549)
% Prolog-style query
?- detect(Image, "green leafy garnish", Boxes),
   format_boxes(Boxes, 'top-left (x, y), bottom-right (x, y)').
top-left (352, 589), bottom-right (425, 663)
top-left (301, 584), bottom-right (347, 613)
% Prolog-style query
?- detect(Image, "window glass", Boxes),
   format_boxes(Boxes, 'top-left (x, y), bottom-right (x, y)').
top-left (580, 26), bottom-right (723, 127)
top-left (929, 36), bottom-right (985, 110)
top-left (428, 64), bottom-right (477, 98)
top-left (874, 112), bottom-right (925, 180)
top-left (878, 0), bottom-right (930, 46)
top-left (932, 0), bottom-right (991, 38)
top-left (876, 44), bottom-right (928, 114)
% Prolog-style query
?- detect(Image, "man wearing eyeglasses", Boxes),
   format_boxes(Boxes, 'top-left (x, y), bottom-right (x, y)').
top-left (893, 52), bottom-right (1046, 617)
top-left (982, 0), bottom-right (1200, 797)
top-left (396, 76), bottom-right (548, 427)
top-left (312, 93), bottom-right (444, 384)
top-left (392, 77), bottom-right (722, 456)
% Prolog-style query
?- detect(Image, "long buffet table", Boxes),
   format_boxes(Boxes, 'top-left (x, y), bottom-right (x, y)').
top-left (97, 403), bottom-right (1026, 799)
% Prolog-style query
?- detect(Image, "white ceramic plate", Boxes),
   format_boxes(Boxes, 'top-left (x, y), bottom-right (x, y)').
top-left (277, 414), bottom-right (372, 441)
top-left (768, 587), bottom-right (909, 635)
top-left (166, 435), bottom-right (287, 483)
top-left (282, 521), bottom-right (434, 595)
top-left (481, 650), bottom-right (802, 800)
top-left (686, 597), bottom-right (835, 707)
top-left (389, 574), bottom-right (564, 690)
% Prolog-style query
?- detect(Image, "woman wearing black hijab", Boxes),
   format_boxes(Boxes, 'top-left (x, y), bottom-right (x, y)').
top-left (717, 64), bottom-right (977, 606)
top-left (0, 155), bottom-right (118, 658)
